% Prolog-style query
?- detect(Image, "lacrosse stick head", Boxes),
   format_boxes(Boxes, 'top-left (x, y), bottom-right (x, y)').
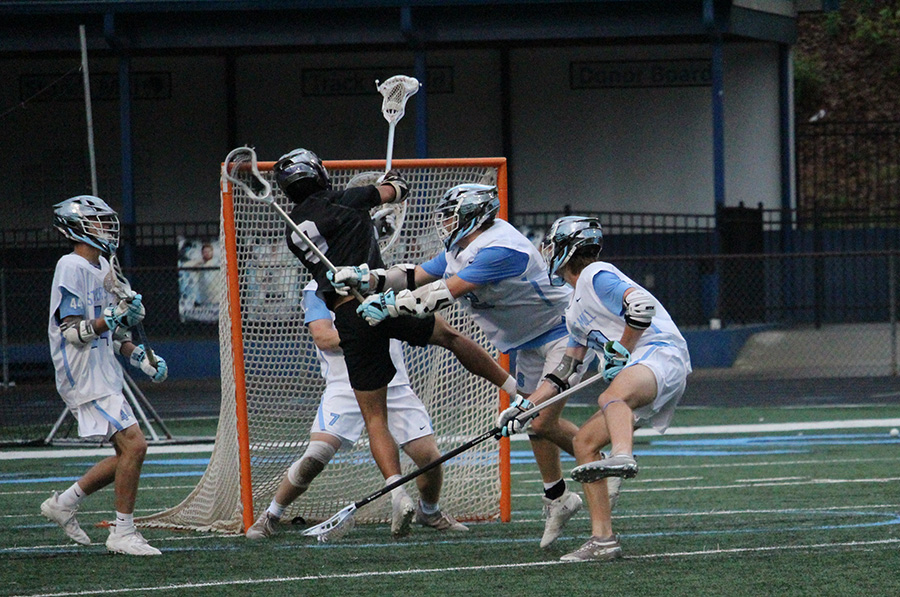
top-left (376, 75), bottom-right (420, 125)
top-left (223, 146), bottom-right (273, 204)
top-left (347, 171), bottom-right (407, 253)
top-left (102, 253), bottom-right (133, 301)
top-left (301, 504), bottom-right (357, 543)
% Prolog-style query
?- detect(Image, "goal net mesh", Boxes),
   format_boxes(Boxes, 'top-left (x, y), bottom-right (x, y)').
top-left (140, 159), bottom-right (506, 533)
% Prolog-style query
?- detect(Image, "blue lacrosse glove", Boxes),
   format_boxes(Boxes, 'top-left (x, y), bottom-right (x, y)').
top-left (104, 294), bottom-right (145, 331)
top-left (497, 395), bottom-right (535, 437)
top-left (602, 340), bottom-right (631, 382)
top-left (327, 264), bottom-right (371, 296)
top-left (356, 289), bottom-right (399, 326)
top-left (129, 344), bottom-right (168, 383)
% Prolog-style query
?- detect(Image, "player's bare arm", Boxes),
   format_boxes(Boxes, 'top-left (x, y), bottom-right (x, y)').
top-left (307, 318), bottom-right (341, 351)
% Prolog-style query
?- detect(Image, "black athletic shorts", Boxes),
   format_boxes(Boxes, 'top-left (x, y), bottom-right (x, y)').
top-left (333, 300), bottom-right (435, 391)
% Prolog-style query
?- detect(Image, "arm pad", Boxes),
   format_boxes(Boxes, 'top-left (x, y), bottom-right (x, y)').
top-left (112, 327), bottom-right (133, 355)
top-left (392, 279), bottom-right (454, 317)
top-left (544, 354), bottom-right (583, 392)
top-left (623, 288), bottom-right (656, 330)
top-left (371, 263), bottom-right (417, 293)
top-left (60, 318), bottom-right (98, 346)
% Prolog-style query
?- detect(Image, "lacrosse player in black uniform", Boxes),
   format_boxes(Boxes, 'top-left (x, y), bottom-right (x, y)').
top-left (276, 148), bottom-right (518, 536)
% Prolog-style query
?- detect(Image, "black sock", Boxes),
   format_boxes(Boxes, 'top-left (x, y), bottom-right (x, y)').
top-left (544, 479), bottom-right (566, 501)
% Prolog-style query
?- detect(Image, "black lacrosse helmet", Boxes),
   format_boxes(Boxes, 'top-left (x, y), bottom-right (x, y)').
top-left (274, 148), bottom-right (331, 202)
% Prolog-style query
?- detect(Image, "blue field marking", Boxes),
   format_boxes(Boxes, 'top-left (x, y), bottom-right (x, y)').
top-left (0, 470), bottom-right (206, 485)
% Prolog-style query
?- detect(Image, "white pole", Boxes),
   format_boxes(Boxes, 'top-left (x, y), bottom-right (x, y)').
top-left (79, 25), bottom-right (98, 196)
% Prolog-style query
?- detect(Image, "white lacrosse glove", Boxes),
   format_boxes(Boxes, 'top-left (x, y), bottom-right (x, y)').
top-left (129, 344), bottom-right (168, 383)
top-left (104, 294), bottom-right (145, 331)
top-left (356, 289), bottom-right (400, 326)
top-left (602, 340), bottom-right (631, 382)
top-left (327, 264), bottom-right (371, 296)
top-left (371, 206), bottom-right (397, 241)
top-left (497, 395), bottom-right (535, 437)
top-left (377, 169), bottom-right (410, 202)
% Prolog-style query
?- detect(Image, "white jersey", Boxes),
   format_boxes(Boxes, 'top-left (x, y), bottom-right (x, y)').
top-left (301, 281), bottom-right (410, 396)
top-left (441, 220), bottom-right (570, 353)
top-left (48, 253), bottom-right (123, 409)
top-left (567, 261), bottom-right (690, 361)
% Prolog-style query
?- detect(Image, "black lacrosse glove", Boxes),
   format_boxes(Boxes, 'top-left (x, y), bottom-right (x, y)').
top-left (378, 169), bottom-right (410, 202)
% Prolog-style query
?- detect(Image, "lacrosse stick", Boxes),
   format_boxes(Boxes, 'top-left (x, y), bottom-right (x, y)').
top-left (302, 370), bottom-right (607, 542)
top-left (103, 252), bottom-right (157, 367)
top-left (373, 75), bottom-right (419, 253)
top-left (222, 146), bottom-right (365, 303)
top-left (346, 170), bottom-right (403, 254)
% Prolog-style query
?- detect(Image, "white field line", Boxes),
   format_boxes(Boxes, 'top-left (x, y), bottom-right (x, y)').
top-left (9, 538), bottom-right (900, 597)
top-left (3, 417), bottom-right (899, 461)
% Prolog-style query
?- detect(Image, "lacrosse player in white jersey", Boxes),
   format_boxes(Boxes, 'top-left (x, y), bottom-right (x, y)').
top-left (331, 184), bottom-right (589, 549)
top-left (42, 196), bottom-right (168, 556)
top-left (499, 216), bottom-right (691, 562)
top-left (247, 280), bottom-right (468, 540)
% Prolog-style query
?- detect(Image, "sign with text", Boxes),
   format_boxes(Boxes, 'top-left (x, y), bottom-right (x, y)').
top-left (19, 72), bottom-right (171, 102)
top-left (570, 60), bottom-right (711, 89)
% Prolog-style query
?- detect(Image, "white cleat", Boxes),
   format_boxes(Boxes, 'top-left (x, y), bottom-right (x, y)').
top-left (560, 535), bottom-right (622, 562)
top-left (390, 490), bottom-right (416, 539)
top-left (540, 490), bottom-right (582, 549)
top-left (106, 529), bottom-right (161, 556)
top-left (246, 512), bottom-right (279, 540)
top-left (41, 492), bottom-right (91, 545)
top-left (571, 454), bottom-right (638, 483)
top-left (415, 503), bottom-right (469, 532)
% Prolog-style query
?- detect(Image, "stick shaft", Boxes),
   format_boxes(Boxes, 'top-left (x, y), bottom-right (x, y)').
top-left (353, 372), bottom-right (606, 510)
top-left (269, 201), bottom-right (365, 303)
top-left (385, 123), bottom-right (396, 172)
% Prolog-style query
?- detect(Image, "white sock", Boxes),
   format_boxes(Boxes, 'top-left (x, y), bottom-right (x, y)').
top-left (58, 483), bottom-right (86, 508)
top-left (386, 475), bottom-right (405, 500)
top-left (419, 499), bottom-right (439, 515)
top-left (115, 511), bottom-right (135, 535)
top-left (266, 501), bottom-right (285, 519)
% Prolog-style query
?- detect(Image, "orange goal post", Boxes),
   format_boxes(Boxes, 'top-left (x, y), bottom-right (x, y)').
top-left (139, 157), bottom-right (512, 534)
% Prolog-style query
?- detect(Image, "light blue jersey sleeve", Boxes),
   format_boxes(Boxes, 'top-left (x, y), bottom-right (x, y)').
top-left (58, 287), bottom-right (84, 320)
top-left (302, 288), bottom-right (331, 325)
top-left (420, 252), bottom-right (448, 278)
top-left (592, 270), bottom-right (631, 316)
top-left (457, 247), bottom-right (529, 285)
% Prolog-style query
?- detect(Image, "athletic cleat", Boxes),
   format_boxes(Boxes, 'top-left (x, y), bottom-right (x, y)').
top-left (560, 535), bottom-right (622, 562)
top-left (607, 476), bottom-right (623, 511)
top-left (390, 490), bottom-right (416, 539)
top-left (571, 454), bottom-right (638, 483)
top-left (40, 492), bottom-right (91, 545)
top-left (415, 504), bottom-right (469, 532)
top-left (540, 490), bottom-right (582, 549)
top-left (106, 529), bottom-right (161, 556)
top-left (246, 511), bottom-right (279, 539)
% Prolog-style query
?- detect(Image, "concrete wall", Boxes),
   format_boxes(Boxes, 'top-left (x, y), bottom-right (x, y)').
top-left (1, 41), bottom-right (785, 228)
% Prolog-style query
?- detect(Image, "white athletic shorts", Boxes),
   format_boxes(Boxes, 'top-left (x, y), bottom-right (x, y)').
top-left (74, 393), bottom-right (138, 440)
top-left (515, 335), bottom-right (592, 395)
top-left (626, 343), bottom-right (690, 433)
top-left (311, 385), bottom-right (433, 450)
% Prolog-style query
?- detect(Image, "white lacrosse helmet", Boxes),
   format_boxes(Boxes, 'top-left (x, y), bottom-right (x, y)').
top-left (541, 216), bottom-right (603, 287)
top-left (52, 195), bottom-right (120, 254)
top-left (434, 184), bottom-right (500, 250)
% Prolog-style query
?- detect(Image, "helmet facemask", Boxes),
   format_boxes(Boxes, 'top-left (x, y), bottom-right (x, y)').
top-left (542, 216), bottom-right (603, 286)
top-left (433, 184), bottom-right (500, 250)
top-left (52, 196), bottom-right (120, 254)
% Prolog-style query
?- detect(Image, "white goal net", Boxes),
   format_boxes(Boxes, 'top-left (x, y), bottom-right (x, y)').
top-left (140, 158), bottom-right (510, 533)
